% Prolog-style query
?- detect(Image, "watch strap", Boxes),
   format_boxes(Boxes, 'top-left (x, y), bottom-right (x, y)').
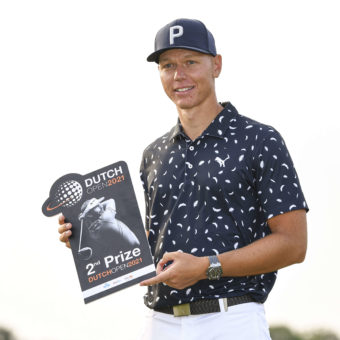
top-left (208, 255), bottom-right (219, 266)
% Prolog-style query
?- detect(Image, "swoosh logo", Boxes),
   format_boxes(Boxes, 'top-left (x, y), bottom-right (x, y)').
top-left (46, 198), bottom-right (70, 211)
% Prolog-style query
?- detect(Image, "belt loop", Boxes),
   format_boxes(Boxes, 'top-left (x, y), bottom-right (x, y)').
top-left (218, 298), bottom-right (228, 312)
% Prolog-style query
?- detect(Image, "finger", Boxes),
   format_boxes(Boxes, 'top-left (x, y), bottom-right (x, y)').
top-left (161, 252), bottom-right (179, 263)
top-left (59, 230), bottom-right (72, 243)
top-left (58, 222), bottom-right (72, 235)
top-left (156, 259), bottom-right (174, 275)
top-left (65, 240), bottom-right (71, 249)
top-left (155, 264), bottom-right (162, 275)
top-left (58, 214), bottom-right (65, 225)
top-left (140, 271), bottom-right (170, 286)
top-left (88, 220), bottom-right (98, 232)
top-left (155, 259), bottom-right (167, 274)
top-left (156, 252), bottom-right (178, 274)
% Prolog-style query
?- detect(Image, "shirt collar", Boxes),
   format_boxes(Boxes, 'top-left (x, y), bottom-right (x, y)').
top-left (168, 121), bottom-right (184, 141)
top-left (168, 102), bottom-right (238, 142)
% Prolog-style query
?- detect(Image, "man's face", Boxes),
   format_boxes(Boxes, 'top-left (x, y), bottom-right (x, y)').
top-left (158, 49), bottom-right (222, 110)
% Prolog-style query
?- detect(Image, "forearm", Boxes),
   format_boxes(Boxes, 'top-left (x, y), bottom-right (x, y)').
top-left (218, 232), bottom-right (306, 277)
top-left (197, 210), bottom-right (308, 279)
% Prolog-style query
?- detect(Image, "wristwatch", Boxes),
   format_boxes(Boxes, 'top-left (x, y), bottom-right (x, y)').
top-left (206, 255), bottom-right (223, 280)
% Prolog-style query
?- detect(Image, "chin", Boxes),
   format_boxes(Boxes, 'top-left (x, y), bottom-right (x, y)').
top-left (174, 100), bottom-right (197, 110)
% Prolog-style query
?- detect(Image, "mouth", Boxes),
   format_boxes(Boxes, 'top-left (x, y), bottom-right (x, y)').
top-left (174, 86), bottom-right (194, 93)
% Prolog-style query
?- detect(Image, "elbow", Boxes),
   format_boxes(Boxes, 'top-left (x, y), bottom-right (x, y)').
top-left (292, 242), bottom-right (307, 264)
top-left (296, 230), bottom-right (308, 263)
top-left (284, 234), bottom-right (307, 266)
top-left (295, 250), bottom-right (306, 264)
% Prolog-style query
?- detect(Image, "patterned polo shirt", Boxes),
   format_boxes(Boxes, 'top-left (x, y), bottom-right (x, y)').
top-left (140, 102), bottom-right (308, 309)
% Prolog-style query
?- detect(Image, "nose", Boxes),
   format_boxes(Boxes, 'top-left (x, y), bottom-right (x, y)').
top-left (174, 65), bottom-right (186, 80)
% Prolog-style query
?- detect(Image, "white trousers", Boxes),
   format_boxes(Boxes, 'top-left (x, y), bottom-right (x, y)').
top-left (139, 302), bottom-right (271, 340)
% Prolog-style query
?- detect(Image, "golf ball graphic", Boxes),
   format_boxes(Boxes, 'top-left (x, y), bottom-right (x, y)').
top-left (54, 180), bottom-right (83, 208)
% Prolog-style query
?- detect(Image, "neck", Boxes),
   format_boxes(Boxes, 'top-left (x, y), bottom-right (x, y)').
top-left (177, 98), bottom-right (223, 141)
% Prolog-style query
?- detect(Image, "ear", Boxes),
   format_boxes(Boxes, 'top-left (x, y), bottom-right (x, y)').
top-left (212, 54), bottom-right (222, 78)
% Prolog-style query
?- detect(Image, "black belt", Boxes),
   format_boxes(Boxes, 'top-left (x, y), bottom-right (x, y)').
top-left (154, 295), bottom-right (256, 317)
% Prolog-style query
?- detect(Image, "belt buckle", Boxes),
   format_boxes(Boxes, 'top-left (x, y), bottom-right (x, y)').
top-left (173, 303), bottom-right (191, 317)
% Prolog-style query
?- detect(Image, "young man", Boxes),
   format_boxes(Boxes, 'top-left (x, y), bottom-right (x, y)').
top-left (59, 18), bottom-right (308, 340)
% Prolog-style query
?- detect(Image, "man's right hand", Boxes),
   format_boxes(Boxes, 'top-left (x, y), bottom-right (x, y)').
top-left (58, 214), bottom-right (72, 248)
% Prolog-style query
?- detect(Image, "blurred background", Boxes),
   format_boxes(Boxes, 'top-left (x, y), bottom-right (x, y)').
top-left (1, 0), bottom-right (339, 339)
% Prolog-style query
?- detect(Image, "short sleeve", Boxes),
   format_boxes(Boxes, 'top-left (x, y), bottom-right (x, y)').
top-left (253, 128), bottom-right (309, 220)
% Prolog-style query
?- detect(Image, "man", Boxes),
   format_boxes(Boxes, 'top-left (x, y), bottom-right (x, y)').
top-left (77, 197), bottom-right (140, 259)
top-left (59, 18), bottom-right (308, 340)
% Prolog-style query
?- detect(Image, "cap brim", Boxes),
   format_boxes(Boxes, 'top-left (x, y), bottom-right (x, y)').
top-left (147, 46), bottom-right (216, 63)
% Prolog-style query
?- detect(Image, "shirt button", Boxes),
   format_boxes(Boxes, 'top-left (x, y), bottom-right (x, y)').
top-left (189, 146), bottom-right (194, 151)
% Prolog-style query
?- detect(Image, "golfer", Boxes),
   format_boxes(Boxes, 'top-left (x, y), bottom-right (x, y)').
top-left (59, 18), bottom-right (308, 340)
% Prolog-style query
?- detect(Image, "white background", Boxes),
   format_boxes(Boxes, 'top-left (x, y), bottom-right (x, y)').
top-left (1, 1), bottom-right (340, 339)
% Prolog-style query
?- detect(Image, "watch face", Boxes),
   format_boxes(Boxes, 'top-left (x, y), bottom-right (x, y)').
top-left (207, 266), bottom-right (222, 280)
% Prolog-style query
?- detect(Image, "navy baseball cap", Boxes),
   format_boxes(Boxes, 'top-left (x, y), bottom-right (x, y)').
top-left (147, 18), bottom-right (217, 63)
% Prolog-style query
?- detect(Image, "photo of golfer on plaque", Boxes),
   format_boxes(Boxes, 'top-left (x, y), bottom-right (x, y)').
top-left (42, 161), bottom-right (155, 304)
top-left (78, 196), bottom-right (140, 260)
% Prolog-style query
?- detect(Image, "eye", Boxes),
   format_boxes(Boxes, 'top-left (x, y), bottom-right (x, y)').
top-left (161, 63), bottom-right (174, 70)
top-left (187, 60), bottom-right (196, 65)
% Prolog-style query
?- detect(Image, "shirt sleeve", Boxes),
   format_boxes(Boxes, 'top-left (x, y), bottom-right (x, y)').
top-left (139, 154), bottom-right (151, 231)
top-left (253, 127), bottom-right (309, 220)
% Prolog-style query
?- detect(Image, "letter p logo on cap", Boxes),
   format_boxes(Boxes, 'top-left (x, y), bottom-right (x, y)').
top-left (169, 25), bottom-right (183, 45)
top-left (147, 19), bottom-right (217, 63)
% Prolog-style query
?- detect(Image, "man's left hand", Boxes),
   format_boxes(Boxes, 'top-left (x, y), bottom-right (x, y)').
top-left (140, 252), bottom-right (209, 290)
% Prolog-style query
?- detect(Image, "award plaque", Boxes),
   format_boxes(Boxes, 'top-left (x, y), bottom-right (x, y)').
top-left (42, 161), bottom-right (155, 303)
